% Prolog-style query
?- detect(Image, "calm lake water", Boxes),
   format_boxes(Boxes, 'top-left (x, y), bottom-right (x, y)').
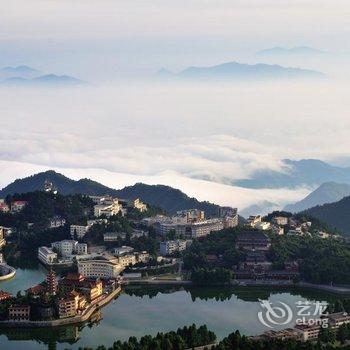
top-left (0, 267), bottom-right (341, 350)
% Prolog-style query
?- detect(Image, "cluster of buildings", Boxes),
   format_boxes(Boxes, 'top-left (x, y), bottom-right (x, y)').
top-left (247, 214), bottom-right (336, 239)
top-left (0, 199), bottom-right (28, 214)
top-left (252, 312), bottom-right (350, 343)
top-left (103, 229), bottom-right (148, 243)
top-left (38, 240), bottom-right (88, 266)
top-left (234, 231), bottom-right (299, 280)
top-left (159, 239), bottom-right (192, 256)
top-left (91, 195), bottom-right (147, 218)
top-left (143, 208), bottom-right (238, 239)
top-left (77, 247), bottom-right (150, 278)
top-left (0, 268), bottom-right (120, 322)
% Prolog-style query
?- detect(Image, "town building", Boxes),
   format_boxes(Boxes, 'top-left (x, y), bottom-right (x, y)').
top-left (94, 200), bottom-right (122, 218)
top-left (117, 254), bottom-right (137, 267)
top-left (0, 227), bottom-right (6, 248)
top-left (246, 215), bottom-right (262, 227)
top-left (328, 312), bottom-right (350, 328)
top-left (70, 225), bottom-right (89, 240)
top-left (135, 251), bottom-right (150, 263)
top-left (46, 268), bottom-right (58, 295)
top-left (0, 290), bottom-right (11, 301)
top-left (255, 221), bottom-right (271, 231)
top-left (104, 232), bottom-right (127, 242)
top-left (295, 324), bottom-right (321, 341)
top-left (10, 200), bottom-right (28, 213)
top-left (271, 225), bottom-right (284, 235)
top-left (190, 219), bottom-right (225, 238)
top-left (58, 294), bottom-right (78, 319)
top-left (48, 216), bottom-right (66, 229)
top-left (272, 216), bottom-right (289, 226)
top-left (0, 200), bottom-right (9, 213)
top-left (113, 246), bottom-right (134, 256)
top-left (51, 240), bottom-right (88, 257)
top-left (8, 305), bottom-right (30, 321)
top-left (38, 246), bottom-right (58, 265)
top-left (77, 257), bottom-right (123, 279)
top-left (235, 232), bottom-right (271, 251)
top-left (127, 198), bottom-right (147, 212)
top-left (160, 239), bottom-right (188, 255)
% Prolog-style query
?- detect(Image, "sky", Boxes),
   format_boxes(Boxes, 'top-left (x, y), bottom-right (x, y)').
top-left (1, 0), bottom-right (350, 213)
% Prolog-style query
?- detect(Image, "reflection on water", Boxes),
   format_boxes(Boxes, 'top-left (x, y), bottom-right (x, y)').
top-left (0, 267), bottom-right (345, 350)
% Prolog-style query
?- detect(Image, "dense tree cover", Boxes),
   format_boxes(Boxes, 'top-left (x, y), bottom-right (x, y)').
top-left (191, 268), bottom-right (232, 285)
top-left (79, 324), bottom-right (216, 350)
top-left (1, 191), bottom-right (92, 230)
top-left (268, 235), bottom-right (350, 283)
top-left (183, 228), bottom-right (248, 270)
top-left (303, 195), bottom-right (350, 234)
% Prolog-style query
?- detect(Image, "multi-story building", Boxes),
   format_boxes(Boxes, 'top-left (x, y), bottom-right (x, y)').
top-left (127, 198), bottom-right (147, 212)
top-left (272, 216), bottom-right (289, 226)
top-left (78, 258), bottom-right (123, 279)
top-left (113, 246), bottom-right (134, 256)
top-left (79, 280), bottom-right (103, 302)
top-left (51, 240), bottom-right (77, 257)
top-left (328, 312), bottom-right (350, 328)
top-left (8, 305), bottom-right (30, 321)
top-left (94, 200), bottom-right (122, 218)
top-left (176, 209), bottom-right (205, 222)
top-left (246, 215), bottom-right (262, 227)
top-left (0, 200), bottom-right (9, 213)
top-left (0, 227), bottom-right (6, 248)
top-left (51, 240), bottom-right (88, 257)
top-left (11, 200), bottom-right (28, 213)
top-left (104, 232), bottom-right (126, 242)
top-left (135, 251), bottom-right (150, 263)
top-left (70, 225), bottom-right (89, 240)
top-left (38, 246), bottom-right (58, 265)
top-left (49, 216), bottom-right (66, 229)
top-left (294, 324), bottom-right (321, 341)
top-left (0, 290), bottom-right (11, 301)
top-left (255, 221), bottom-right (271, 231)
top-left (46, 268), bottom-right (58, 295)
top-left (190, 219), bottom-right (225, 238)
top-left (160, 239), bottom-right (188, 255)
top-left (58, 294), bottom-right (78, 319)
top-left (271, 225), bottom-right (284, 235)
top-left (117, 254), bottom-right (137, 268)
top-left (235, 232), bottom-right (271, 251)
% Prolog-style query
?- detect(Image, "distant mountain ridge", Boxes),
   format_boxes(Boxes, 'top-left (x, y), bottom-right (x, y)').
top-left (157, 61), bottom-right (325, 81)
top-left (235, 159), bottom-right (350, 189)
top-left (0, 170), bottom-right (222, 216)
top-left (257, 46), bottom-right (325, 56)
top-left (284, 182), bottom-right (350, 213)
top-left (0, 65), bottom-right (85, 86)
top-left (303, 195), bottom-right (350, 234)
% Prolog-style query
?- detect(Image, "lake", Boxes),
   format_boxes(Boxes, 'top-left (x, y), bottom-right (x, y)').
top-left (0, 267), bottom-right (341, 350)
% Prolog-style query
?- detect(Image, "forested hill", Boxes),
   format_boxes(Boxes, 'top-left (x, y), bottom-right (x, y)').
top-left (302, 196), bottom-right (350, 234)
top-left (0, 170), bottom-right (221, 215)
top-left (115, 183), bottom-right (220, 215)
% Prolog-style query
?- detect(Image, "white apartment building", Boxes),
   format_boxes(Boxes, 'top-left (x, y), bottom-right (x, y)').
top-left (70, 225), bottom-right (89, 240)
top-left (160, 239), bottom-right (188, 255)
top-left (104, 232), bottom-right (126, 242)
top-left (78, 258), bottom-right (123, 279)
top-left (190, 219), bottom-right (225, 238)
top-left (51, 240), bottom-right (88, 257)
top-left (255, 222), bottom-right (271, 231)
top-left (38, 246), bottom-right (58, 265)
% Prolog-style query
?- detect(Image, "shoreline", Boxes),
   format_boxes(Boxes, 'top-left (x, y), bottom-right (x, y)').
top-left (0, 286), bottom-right (121, 328)
top-left (125, 278), bottom-right (350, 295)
top-left (0, 264), bottom-right (16, 282)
